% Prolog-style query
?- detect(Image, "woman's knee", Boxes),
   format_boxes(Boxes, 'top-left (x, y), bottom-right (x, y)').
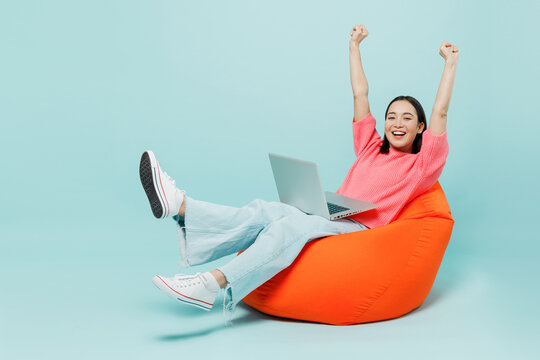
top-left (246, 199), bottom-right (298, 218)
top-left (260, 215), bottom-right (312, 265)
top-left (262, 214), bottom-right (311, 241)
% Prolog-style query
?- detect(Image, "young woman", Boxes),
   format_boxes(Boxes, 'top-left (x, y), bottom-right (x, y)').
top-left (139, 24), bottom-right (458, 320)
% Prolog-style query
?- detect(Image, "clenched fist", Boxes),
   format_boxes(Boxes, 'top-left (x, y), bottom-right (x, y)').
top-left (350, 24), bottom-right (368, 46)
top-left (439, 41), bottom-right (459, 65)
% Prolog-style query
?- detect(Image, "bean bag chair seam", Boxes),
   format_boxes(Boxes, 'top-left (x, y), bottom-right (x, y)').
top-left (351, 185), bottom-right (453, 322)
top-left (354, 218), bottom-right (453, 323)
top-left (348, 219), bottom-right (430, 322)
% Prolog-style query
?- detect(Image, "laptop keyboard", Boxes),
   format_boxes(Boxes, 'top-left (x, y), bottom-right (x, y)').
top-left (327, 202), bottom-right (350, 215)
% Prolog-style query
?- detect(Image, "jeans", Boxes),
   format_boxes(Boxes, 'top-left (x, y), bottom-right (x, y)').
top-left (172, 193), bottom-right (368, 321)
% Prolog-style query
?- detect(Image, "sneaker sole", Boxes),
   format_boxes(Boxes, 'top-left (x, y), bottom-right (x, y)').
top-left (139, 151), bottom-right (169, 219)
top-left (152, 276), bottom-right (213, 311)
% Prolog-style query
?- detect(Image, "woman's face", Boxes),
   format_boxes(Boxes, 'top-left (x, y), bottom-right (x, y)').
top-left (384, 100), bottom-right (425, 153)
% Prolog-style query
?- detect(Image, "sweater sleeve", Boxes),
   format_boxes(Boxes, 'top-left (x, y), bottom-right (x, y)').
top-left (419, 128), bottom-right (449, 187)
top-left (352, 112), bottom-right (381, 157)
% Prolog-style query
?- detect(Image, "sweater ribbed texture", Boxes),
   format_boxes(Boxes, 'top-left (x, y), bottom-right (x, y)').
top-left (336, 112), bottom-right (449, 229)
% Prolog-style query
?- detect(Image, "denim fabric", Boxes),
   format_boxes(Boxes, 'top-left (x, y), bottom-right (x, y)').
top-left (172, 194), bottom-right (367, 321)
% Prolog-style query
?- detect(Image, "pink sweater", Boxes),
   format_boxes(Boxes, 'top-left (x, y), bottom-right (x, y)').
top-left (336, 112), bottom-right (449, 229)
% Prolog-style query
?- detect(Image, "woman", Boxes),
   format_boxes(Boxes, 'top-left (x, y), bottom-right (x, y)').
top-left (139, 24), bottom-right (458, 320)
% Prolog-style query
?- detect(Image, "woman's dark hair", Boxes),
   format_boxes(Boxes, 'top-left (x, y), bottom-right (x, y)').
top-left (380, 95), bottom-right (427, 154)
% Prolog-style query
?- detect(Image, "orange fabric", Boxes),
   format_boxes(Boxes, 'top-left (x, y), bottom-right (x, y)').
top-left (240, 181), bottom-right (454, 325)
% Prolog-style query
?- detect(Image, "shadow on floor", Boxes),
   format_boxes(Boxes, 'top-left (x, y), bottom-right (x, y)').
top-left (154, 303), bottom-right (268, 341)
top-left (153, 249), bottom-right (470, 341)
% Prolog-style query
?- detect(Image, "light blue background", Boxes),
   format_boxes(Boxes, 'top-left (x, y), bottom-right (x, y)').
top-left (1, 0), bottom-right (538, 359)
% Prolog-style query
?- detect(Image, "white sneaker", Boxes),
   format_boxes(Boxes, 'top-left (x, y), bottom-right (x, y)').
top-left (139, 150), bottom-right (184, 219)
top-left (152, 273), bottom-right (219, 311)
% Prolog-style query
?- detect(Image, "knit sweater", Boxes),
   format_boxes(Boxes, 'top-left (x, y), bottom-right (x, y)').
top-left (336, 112), bottom-right (449, 229)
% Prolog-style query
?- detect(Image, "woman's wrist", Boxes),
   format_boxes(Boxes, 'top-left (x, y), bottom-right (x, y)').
top-left (349, 41), bottom-right (360, 50)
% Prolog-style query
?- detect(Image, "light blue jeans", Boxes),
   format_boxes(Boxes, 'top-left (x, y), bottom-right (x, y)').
top-left (172, 193), bottom-right (368, 320)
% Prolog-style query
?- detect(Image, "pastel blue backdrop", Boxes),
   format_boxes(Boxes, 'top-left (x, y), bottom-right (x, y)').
top-left (1, 0), bottom-right (538, 359)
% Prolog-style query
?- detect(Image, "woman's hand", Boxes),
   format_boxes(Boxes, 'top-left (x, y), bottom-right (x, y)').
top-left (350, 24), bottom-right (368, 47)
top-left (439, 41), bottom-right (459, 65)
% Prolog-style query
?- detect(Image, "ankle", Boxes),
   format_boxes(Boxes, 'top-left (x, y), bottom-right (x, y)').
top-left (177, 197), bottom-right (186, 217)
top-left (210, 269), bottom-right (228, 289)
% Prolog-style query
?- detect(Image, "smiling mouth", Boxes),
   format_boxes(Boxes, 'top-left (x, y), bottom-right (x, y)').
top-left (391, 131), bottom-right (406, 137)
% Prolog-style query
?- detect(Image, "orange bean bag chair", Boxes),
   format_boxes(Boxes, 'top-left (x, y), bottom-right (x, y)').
top-left (241, 181), bottom-right (454, 325)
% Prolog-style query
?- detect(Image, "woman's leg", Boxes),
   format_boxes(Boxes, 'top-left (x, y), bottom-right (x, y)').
top-left (216, 213), bottom-right (368, 314)
top-left (175, 194), bottom-right (306, 267)
top-left (139, 149), bottom-right (305, 267)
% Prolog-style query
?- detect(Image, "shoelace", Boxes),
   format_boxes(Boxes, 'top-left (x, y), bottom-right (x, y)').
top-left (171, 273), bottom-right (201, 288)
top-left (162, 170), bottom-right (176, 188)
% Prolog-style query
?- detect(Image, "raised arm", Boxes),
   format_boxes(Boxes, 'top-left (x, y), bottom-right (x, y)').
top-left (349, 24), bottom-right (370, 122)
top-left (430, 41), bottom-right (459, 135)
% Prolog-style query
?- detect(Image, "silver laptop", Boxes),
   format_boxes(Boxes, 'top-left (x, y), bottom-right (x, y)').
top-left (269, 153), bottom-right (377, 220)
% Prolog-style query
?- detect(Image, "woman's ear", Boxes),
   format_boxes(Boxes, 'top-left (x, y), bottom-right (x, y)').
top-left (417, 121), bottom-right (425, 133)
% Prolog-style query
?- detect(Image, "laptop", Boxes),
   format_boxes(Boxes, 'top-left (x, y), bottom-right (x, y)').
top-left (269, 153), bottom-right (377, 220)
